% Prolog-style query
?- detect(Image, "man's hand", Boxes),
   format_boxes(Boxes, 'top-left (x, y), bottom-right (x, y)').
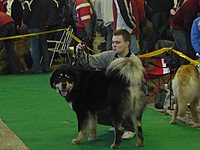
top-left (75, 43), bottom-right (86, 54)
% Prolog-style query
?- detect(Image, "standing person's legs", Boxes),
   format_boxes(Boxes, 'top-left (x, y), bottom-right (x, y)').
top-left (185, 32), bottom-right (196, 60)
top-left (0, 39), bottom-right (3, 50)
top-left (1, 23), bottom-right (19, 73)
top-left (151, 12), bottom-right (161, 47)
top-left (171, 27), bottom-right (188, 65)
top-left (39, 27), bottom-right (50, 71)
top-left (29, 28), bottom-right (41, 72)
top-left (106, 22), bottom-right (114, 50)
top-left (160, 12), bottom-right (170, 28)
top-left (151, 12), bottom-right (170, 47)
top-left (130, 35), bottom-right (139, 54)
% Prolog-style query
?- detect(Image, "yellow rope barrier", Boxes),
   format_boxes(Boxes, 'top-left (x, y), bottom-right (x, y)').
top-left (0, 28), bottom-right (99, 54)
top-left (171, 49), bottom-right (200, 65)
top-left (0, 28), bottom-right (65, 40)
top-left (0, 28), bottom-right (200, 64)
top-left (137, 47), bottom-right (171, 58)
top-left (64, 28), bottom-right (99, 54)
top-left (137, 47), bottom-right (200, 65)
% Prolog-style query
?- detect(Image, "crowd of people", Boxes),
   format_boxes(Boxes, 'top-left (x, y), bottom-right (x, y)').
top-left (1, 0), bottom-right (200, 74)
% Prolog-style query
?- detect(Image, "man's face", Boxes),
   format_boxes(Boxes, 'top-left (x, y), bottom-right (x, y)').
top-left (112, 35), bottom-right (129, 55)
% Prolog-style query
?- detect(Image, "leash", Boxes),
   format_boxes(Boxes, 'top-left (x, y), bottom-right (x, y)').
top-left (73, 42), bottom-right (90, 69)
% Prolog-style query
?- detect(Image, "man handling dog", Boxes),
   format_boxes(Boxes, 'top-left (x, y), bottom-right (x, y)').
top-left (75, 29), bottom-right (144, 139)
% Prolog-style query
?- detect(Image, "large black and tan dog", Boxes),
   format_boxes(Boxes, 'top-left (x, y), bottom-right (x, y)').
top-left (50, 58), bottom-right (145, 149)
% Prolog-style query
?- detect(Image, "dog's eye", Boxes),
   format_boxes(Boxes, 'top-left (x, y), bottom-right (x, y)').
top-left (65, 74), bottom-right (70, 79)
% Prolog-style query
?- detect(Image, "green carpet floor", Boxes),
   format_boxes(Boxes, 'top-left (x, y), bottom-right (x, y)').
top-left (1, 73), bottom-right (200, 150)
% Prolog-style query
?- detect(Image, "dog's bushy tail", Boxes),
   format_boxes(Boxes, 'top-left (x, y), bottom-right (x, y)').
top-left (106, 58), bottom-right (144, 85)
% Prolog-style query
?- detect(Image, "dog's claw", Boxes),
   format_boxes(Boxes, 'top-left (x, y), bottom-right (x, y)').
top-left (135, 141), bottom-right (144, 147)
top-left (71, 139), bottom-right (83, 144)
top-left (170, 120), bottom-right (176, 124)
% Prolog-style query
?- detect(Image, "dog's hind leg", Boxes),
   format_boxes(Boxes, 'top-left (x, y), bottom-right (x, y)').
top-left (176, 96), bottom-right (188, 122)
top-left (171, 94), bottom-right (188, 123)
top-left (71, 112), bottom-right (89, 144)
top-left (88, 112), bottom-right (97, 141)
top-left (109, 107), bottom-right (123, 149)
top-left (170, 97), bottom-right (179, 124)
top-left (131, 110), bottom-right (144, 147)
top-left (110, 121), bottom-right (123, 149)
top-left (20, 58), bottom-right (29, 71)
top-left (190, 97), bottom-right (199, 123)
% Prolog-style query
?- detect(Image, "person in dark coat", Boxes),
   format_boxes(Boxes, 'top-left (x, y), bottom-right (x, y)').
top-left (0, 11), bottom-right (19, 74)
top-left (170, 0), bottom-right (200, 66)
top-left (23, 0), bottom-right (60, 74)
top-left (145, 0), bottom-right (174, 48)
top-left (6, 0), bottom-right (24, 34)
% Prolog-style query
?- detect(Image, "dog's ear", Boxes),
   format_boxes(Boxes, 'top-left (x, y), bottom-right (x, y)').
top-left (50, 76), bottom-right (55, 88)
top-left (50, 71), bottom-right (56, 89)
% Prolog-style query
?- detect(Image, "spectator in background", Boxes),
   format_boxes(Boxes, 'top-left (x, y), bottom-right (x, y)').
top-left (91, 0), bottom-right (102, 22)
top-left (72, 0), bottom-right (95, 52)
top-left (5, 0), bottom-right (24, 34)
top-left (113, 0), bottom-right (146, 54)
top-left (145, 0), bottom-right (174, 48)
top-left (23, 0), bottom-right (60, 74)
top-left (16, 0), bottom-right (28, 35)
top-left (170, 0), bottom-right (199, 66)
top-left (0, 0), bottom-right (7, 12)
top-left (101, 0), bottom-right (113, 50)
top-left (0, 11), bottom-right (19, 74)
top-left (191, 16), bottom-right (200, 55)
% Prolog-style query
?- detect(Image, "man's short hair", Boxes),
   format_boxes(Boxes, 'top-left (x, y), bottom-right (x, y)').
top-left (113, 29), bottom-right (131, 43)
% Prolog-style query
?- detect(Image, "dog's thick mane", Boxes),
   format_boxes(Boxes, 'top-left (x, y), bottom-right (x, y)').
top-left (106, 57), bottom-right (144, 86)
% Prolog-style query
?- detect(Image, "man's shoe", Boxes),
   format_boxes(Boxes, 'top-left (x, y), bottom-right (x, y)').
top-left (42, 68), bottom-right (52, 73)
top-left (25, 70), bottom-right (41, 74)
top-left (108, 127), bottom-right (115, 132)
top-left (122, 131), bottom-right (135, 139)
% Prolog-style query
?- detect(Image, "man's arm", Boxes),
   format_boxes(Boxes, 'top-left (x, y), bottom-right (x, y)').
top-left (75, 44), bottom-right (114, 68)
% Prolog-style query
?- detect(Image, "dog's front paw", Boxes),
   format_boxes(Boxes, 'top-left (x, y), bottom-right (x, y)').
top-left (170, 120), bottom-right (176, 124)
top-left (71, 139), bottom-right (83, 144)
top-left (88, 136), bottom-right (97, 141)
top-left (110, 143), bottom-right (120, 149)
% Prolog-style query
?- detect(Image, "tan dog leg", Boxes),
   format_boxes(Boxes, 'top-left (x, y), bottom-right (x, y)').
top-left (190, 97), bottom-right (199, 123)
top-left (88, 113), bottom-right (97, 141)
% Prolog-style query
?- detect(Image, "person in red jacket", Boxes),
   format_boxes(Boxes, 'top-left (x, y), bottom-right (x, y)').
top-left (0, 11), bottom-right (19, 74)
top-left (113, 0), bottom-right (146, 54)
top-left (170, 0), bottom-right (200, 66)
top-left (72, 0), bottom-right (95, 52)
top-left (0, 0), bottom-right (7, 12)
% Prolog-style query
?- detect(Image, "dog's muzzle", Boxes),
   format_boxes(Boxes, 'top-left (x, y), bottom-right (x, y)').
top-left (60, 89), bottom-right (68, 97)
top-left (55, 81), bottom-right (73, 97)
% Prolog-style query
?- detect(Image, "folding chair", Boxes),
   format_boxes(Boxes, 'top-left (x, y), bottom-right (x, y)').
top-left (47, 27), bottom-right (73, 66)
top-left (143, 58), bottom-right (172, 102)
